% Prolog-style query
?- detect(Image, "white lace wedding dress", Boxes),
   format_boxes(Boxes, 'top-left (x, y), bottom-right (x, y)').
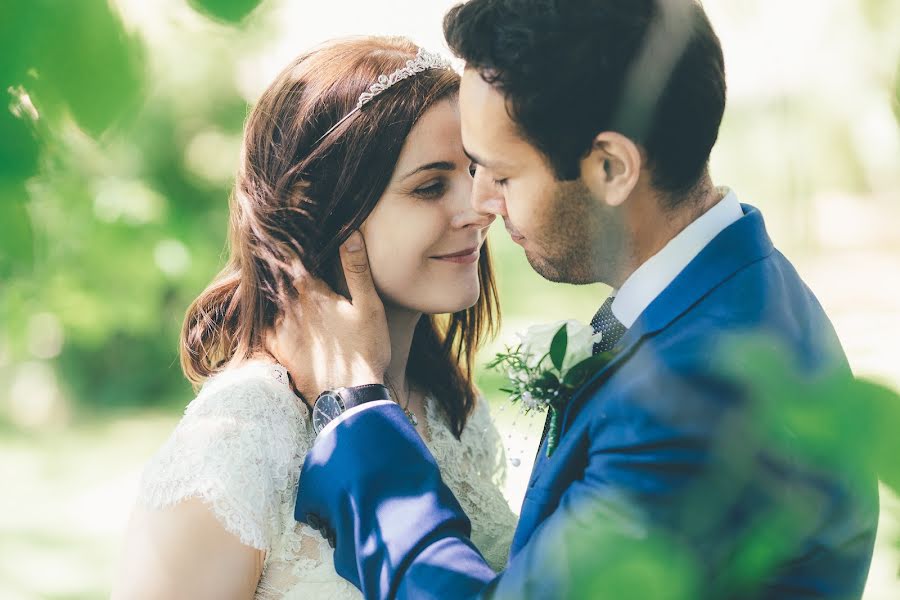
top-left (138, 360), bottom-right (517, 599)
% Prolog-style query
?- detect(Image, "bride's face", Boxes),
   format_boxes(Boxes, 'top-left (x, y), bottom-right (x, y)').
top-left (360, 98), bottom-right (495, 315)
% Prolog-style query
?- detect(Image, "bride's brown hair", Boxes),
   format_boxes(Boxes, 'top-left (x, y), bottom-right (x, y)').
top-left (180, 37), bottom-right (499, 437)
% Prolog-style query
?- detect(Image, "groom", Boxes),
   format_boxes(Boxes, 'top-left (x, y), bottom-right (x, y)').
top-left (290, 0), bottom-right (878, 597)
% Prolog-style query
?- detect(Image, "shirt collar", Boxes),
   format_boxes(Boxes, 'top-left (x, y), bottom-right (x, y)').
top-left (610, 187), bottom-right (744, 328)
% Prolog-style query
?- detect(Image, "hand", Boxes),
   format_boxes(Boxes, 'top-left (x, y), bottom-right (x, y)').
top-left (270, 231), bottom-right (390, 404)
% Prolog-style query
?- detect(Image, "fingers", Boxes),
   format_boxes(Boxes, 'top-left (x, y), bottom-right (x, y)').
top-left (287, 232), bottom-right (375, 307)
top-left (289, 258), bottom-right (310, 290)
top-left (340, 231), bottom-right (377, 305)
top-left (289, 257), bottom-right (329, 297)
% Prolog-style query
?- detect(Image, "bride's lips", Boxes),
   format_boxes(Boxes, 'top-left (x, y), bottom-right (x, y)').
top-left (431, 246), bottom-right (480, 264)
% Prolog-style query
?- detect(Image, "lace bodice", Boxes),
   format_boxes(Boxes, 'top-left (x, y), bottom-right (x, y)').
top-left (138, 361), bottom-right (517, 599)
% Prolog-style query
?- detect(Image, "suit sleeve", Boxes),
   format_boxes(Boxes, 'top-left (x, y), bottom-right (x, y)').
top-left (295, 363), bottom-right (872, 599)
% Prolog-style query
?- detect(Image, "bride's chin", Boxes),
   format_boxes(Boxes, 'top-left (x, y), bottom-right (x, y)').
top-left (450, 279), bottom-right (482, 310)
top-left (387, 276), bottom-right (481, 315)
top-left (450, 290), bottom-right (482, 314)
top-left (422, 291), bottom-right (481, 316)
top-left (385, 293), bottom-right (480, 317)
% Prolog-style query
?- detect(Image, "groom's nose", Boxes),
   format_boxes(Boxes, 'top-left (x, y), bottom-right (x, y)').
top-left (452, 204), bottom-right (496, 230)
top-left (471, 167), bottom-right (506, 217)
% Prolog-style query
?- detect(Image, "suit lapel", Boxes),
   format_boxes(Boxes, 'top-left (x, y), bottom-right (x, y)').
top-left (558, 204), bottom-right (775, 434)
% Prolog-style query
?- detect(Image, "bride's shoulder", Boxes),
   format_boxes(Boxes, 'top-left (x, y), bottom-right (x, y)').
top-left (145, 360), bottom-right (313, 479)
top-left (188, 360), bottom-right (309, 425)
top-left (139, 361), bottom-right (311, 550)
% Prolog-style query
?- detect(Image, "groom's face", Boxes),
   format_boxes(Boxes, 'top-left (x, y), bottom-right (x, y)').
top-left (459, 69), bottom-right (622, 284)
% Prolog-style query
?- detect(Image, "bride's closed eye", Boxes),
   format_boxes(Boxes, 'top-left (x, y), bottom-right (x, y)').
top-left (412, 178), bottom-right (448, 200)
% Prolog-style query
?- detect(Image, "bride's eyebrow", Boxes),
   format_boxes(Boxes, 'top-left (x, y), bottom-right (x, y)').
top-left (399, 161), bottom-right (455, 181)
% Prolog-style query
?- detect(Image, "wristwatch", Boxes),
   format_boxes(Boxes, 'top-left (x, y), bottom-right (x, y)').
top-left (311, 384), bottom-right (392, 434)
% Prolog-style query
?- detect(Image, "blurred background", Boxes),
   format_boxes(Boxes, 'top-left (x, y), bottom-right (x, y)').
top-left (1, 0), bottom-right (898, 597)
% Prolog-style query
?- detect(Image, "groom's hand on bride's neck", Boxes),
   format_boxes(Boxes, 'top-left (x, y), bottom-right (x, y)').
top-left (270, 231), bottom-right (391, 404)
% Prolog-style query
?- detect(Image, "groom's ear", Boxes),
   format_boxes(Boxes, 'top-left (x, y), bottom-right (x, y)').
top-left (579, 132), bottom-right (642, 208)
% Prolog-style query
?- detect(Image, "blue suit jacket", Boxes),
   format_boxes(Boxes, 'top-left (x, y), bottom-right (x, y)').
top-left (295, 205), bottom-right (878, 599)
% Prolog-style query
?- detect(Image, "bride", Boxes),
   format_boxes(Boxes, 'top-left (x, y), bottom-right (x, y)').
top-left (113, 37), bottom-right (517, 599)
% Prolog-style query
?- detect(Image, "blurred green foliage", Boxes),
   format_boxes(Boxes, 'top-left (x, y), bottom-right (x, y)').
top-left (721, 338), bottom-right (900, 494)
top-left (1, 0), bottom-right (255, 411)
top-left (894, 63), bottom-right (900, 123)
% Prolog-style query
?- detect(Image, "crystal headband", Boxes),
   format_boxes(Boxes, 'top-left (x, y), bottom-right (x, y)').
top-left (313, 47), bottom-right (453, 146)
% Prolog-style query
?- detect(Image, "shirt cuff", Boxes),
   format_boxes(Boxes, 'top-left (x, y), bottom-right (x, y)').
top-left (316, 399), bottom-right (395, 440)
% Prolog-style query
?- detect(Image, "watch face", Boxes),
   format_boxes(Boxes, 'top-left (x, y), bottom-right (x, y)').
top-left (313, 392), bottom-right (345, 434)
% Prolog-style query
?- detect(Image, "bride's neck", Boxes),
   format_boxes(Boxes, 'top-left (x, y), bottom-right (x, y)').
top-left (384, 304), bottom-right (422, 399)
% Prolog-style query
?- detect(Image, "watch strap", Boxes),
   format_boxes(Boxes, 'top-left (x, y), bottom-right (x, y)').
top-left (337, 383), bottom-right (391, 410)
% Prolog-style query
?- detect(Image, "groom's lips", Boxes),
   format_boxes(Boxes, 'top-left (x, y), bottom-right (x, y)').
top-left (504, 219), bottom-right (526, 244)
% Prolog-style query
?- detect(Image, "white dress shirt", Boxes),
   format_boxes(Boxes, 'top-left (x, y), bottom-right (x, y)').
top-left (611, 187), bottom-right (744, 328)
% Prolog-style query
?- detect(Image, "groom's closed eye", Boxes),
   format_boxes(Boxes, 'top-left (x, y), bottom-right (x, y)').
top-left (467, 161), bottom-right (507, 189)
top-left (464, 149), bottom-right (510, 185)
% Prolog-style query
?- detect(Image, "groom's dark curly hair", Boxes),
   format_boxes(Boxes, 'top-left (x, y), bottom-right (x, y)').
top-left (444, 0), bottom-right (726, 201)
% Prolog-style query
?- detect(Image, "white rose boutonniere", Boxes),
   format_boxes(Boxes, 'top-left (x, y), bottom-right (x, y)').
top-left (488, 319), bottom-right (615, 456)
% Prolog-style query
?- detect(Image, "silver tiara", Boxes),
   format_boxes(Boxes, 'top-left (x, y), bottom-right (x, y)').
top-left (313, 47), bottom-right (453, 146)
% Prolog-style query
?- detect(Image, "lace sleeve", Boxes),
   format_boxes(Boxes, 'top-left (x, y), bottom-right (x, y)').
top-left (138, 374), bottom-right (307, 551)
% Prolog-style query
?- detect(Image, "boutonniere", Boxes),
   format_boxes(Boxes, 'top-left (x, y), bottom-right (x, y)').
top-left (488, 320), bottom-right (614, 457)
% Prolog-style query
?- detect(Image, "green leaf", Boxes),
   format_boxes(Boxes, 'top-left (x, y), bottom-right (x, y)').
top-left (563, 352), bottom-right (613, 388)
top-left (487, 354), bottom-right (507, 369)
top-left (187, 0), bottom-right (264, 24)
top-left (550, 323), bottom-right (568, 371)
top-left (536, 371), bottom-right (560, 387)
top-left (546, 407), bottom-right (560, 457)
top-left (7, 1), bottom-right (147, 138)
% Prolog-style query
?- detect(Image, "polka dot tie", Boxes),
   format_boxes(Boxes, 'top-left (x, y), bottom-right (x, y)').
top-left (590, 295), bottom-right (627, 355)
